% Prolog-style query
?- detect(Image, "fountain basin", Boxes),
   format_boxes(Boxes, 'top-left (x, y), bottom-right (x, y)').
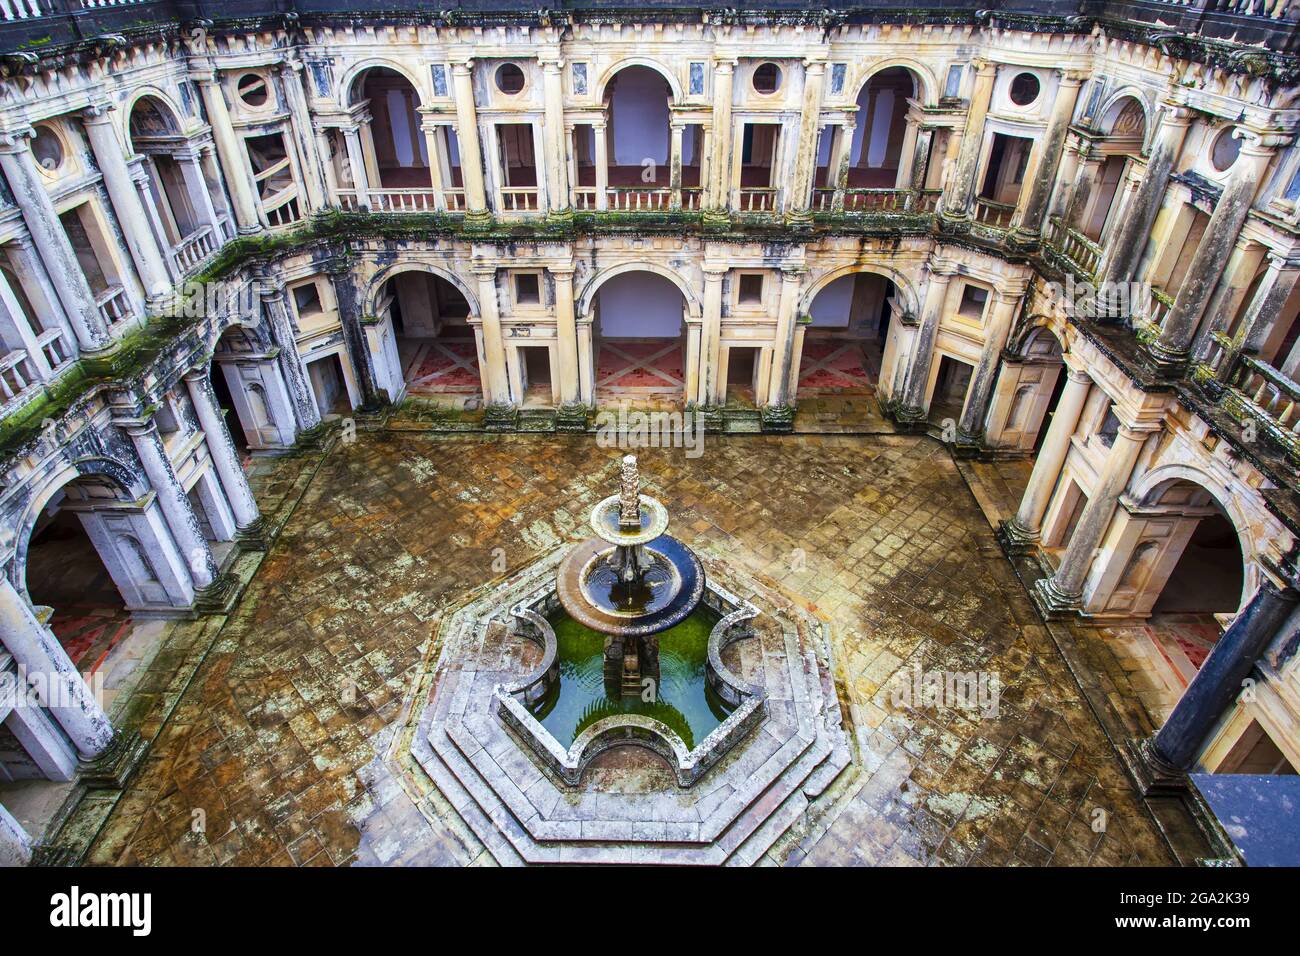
top-left (499, 577), bottom-right (764, 787)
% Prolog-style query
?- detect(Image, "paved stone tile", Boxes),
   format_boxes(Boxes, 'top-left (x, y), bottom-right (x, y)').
top-left (80, 433), bottom-right (1170, 866)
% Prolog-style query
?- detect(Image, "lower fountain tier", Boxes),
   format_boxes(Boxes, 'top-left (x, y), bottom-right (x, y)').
top-left (556, 533), bottom-right (705, 637)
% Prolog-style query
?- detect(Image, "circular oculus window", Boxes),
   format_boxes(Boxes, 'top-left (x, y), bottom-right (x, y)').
top-left (753, 62), bottom-right (782, 95)
top-left (1210, 127), bottom-right (1241, 172)
top-left (31, 125), bottom-right (64, 173)
top-left (236, 73), bottom-right (270, 108)
top-left (1008, 72), bottom-right (1041, 107)
top-left (495, 63), bottom-right (526, 95)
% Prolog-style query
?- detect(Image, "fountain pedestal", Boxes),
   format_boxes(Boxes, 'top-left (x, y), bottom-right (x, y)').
top-left (556, 455), bottom-right (704, 698)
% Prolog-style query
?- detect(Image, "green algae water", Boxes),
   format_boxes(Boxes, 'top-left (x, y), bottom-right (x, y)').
top-left (527, 608), bottom-right (734, 750)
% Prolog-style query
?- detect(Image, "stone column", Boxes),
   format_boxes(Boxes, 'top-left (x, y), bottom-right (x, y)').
top-left (908, 125), bottom-right (936, 196)
top-left (1001, 364), bottom-right (1092, 551)
top-left (0, 257), bottom-right (52, 378)
top-left (1032, 422), bottom-right (1150, 615)
top-left (127, 419), bottom-right (219, 589)
top-left (0, 130), bottom-right (110, 353)
top-left (895, 115), bottom-right (920, 191)
top-left (1148, 131), bottom-right (1277, 373)
top-left (0, 801), bottom-right (31, 867)
top-left (174, 147), bottom-right (225, 236)
top-left (1146, 579), bottom-right (1299, 776)
top-left (0, 576), bottom-right (114, 759)
top-left (552, 267), bottom-right (580, 405)
top-left (451, 61), bottom-right (489, 218)
top-left (767, 266), bottom-right (804, 407)
top-left (698, 266), bottom-right (726, 405)
top-left (1051, 134), bottom-right (1096, 227)
top-left (787, 59), bottom-right (826, 219)
top-left (194, 72), bottom-right (263, 234)
top-left (707, 61), bottom-right (735, 213)
top-left (1233, 254), bottom-right (1300, 366)
top-left (1012, 72), bottom-right (1084, 238)
top-left (184, 369), bottom-right (261, 532)
top-left (669, 122), bottom-right (685, 210)
top-left (1193, 238), bottom-right (1260, 361)
top-left (957, 290), bottom-right (1023, 443)
top-left (540, 57), bottom-right (570, 217)
top-left (593, 122), bottom-right (609, 211)
top-left (5, 234), bottom-right (73, 349)
top-left (279, 59), bottom-right (328, 212)
top-left (82, 102), bottom-right (173, 302)
top-left (896, 270), bottom-right (953, 420)
top-left (259, 276), bottom-right (321, 433)
top-left (944, 59), bottom-right (997, 220)
top-left (340, 125), bottom-right (372, 208)
top-left (474, 267), bottom-right (511, 404)
top-left (1098, 104), bottom-right (1192, 288)
top-left (831, 118), bottom-right (856, 211)
top-left (421, 119), bottom-right (448, 211)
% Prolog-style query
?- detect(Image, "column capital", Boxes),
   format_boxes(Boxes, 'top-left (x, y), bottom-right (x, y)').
top-left (780, 264), bottom-right (808, 279)
top-left (703, 264), bottom-right (729, 278)
top-left (1060, 69), bottom-right (1090, 86)
top-left (82, 99), bottom-right (117, 123)
top-left (713, 59), bottom-right (737, 74)
top-left (449, 59), bottom-right (475, 76)
top-left (472, 264), bottom-right (497, 279)
top-left (539, 56), bottom-right (565, 72)
top-left (970, 57), bottom-right (998, 76)
top-left (802, 58), bottom-right (827, 73)
top-left (550, 265), bottom-right (576, 279)
top-left (0, 126), bottom-right (35, 154)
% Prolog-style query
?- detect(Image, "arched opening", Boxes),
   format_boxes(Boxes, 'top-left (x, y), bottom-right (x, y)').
top-left (995, 327), bottom-right (1066, 452)
top-left (592, 271), bottom-right (688, 406)
top-left (210, 325), bottom-right (286, 453)
top-left (585, 65), bottom-right (694, 210)
top-left (129, 96), bottom-right (218, 263)
top-left (797, 273), bottom-right (898, 409)
top-left (379, 270), bottom-right (481, 408)
top-left (849, 68), bottom-right (916, 189)
top-left (350, 68), bottom-right (431, 190)
top-left (1074, 96), bottom-right (1146, 242)
top-left (23, 476), bottom-right (146, 681)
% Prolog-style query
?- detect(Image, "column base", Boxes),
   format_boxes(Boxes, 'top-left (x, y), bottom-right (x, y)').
top-left (545, 207), bottom-right (575, 227)
top-left (996, 518), bottom-right (1040, 557)
top-left (78, 729), bottom-right (148, 790)
top-left (783, 210), bottom-right (814, 230)
top-left (483, 402), bottom-right (519, 432)
top-left (192, 572), bottom-right (241, 615)
top-left (463, 209), bottom-right (494, 230)
top-left (952, 429), bottom-right (988, 459)
top-left (237, 223), bottom-right (265, 236)
top-left (760, 403), bottom-right (795, 433)
top-left (555, 401), bottom-right (590, 432)
top-left (1121, 736), bottom-right (1188, 797)
top-left (1030, 574), bottom-right (1083, 620)
top-left (235, 516), bottom-right (270, 552)
top-left (1006, 227), bottom-right (1043, 251)
top-left (882, 400), bottom-right (928, 433)
top-left (1142, 339), bottom-right (1190, 378)
top-left (702, 210), bottom-right (731, 230)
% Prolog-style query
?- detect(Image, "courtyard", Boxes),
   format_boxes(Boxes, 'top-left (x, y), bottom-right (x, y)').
top-left (28, 431), bottom-right (1175, 867)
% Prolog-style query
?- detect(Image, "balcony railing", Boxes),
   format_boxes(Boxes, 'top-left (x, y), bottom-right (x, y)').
top-left (1204, 336), bottom-right (1300, 461)
top-left (96, 285), bottom-right (134, 327)
top-left (171, 225), bottom-right (217, 275)
top-left (1046, 216), bottom-right (1103, 278)
top-left (738, 188), bottom-right (777, 213)
top-left (336, 188), bottom-right (438, 213)
top-left (498, 187), bottom-right (539, 212)
top-left (606, 187), bottom-right (671, 211)
top-left (35, 327), bottom-right (71, 371)
top-left (0, 348), bottom-right (38, 406)
top-left (973, 197), bottom-right (1016, 229)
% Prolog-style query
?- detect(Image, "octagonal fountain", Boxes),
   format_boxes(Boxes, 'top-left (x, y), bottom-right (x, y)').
top-left (411, 452), bottom-right (850, 864)
top-left (498, 455), bottom-right (764, 786)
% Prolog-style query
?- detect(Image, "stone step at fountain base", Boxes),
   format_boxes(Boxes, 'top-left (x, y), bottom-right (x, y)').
top-left (410, 608), bottom-right (852, 866)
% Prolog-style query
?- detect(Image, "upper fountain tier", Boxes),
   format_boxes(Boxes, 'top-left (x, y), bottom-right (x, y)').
top-left (555, 455), bottom-right (704, 637)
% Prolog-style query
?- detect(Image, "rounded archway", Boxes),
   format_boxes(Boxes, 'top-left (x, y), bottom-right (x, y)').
top-left (128, 95), bottom-right (212, 255)
top-left (591, 270), bottom-right (688, 405)
top-left (377, 268), bottom-right (481, 408)
top-left (796, 271), bottom-right (900, 403)
top-left (595, 65), bottom-right (683, 209)
top-left (848, 67), bottom-right (917, 190)
top-left (348, 67), bottom-right (431, 192)
top-left (1073, 94), bottom-right (1148, 241)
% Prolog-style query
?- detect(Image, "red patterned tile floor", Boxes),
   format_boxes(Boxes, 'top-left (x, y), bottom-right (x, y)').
top-left (797, 338), bottom-right (878, 393)
top-left (595, 339), bottom-right (686, 403)
top-left (400, 338), bottom-right (482, 399)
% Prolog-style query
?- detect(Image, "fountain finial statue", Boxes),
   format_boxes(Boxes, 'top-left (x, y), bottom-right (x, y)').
top-left (618, 455), bottom-right (642, 530)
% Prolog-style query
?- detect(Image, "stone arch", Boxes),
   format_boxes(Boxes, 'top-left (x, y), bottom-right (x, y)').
top-left (10, 461), bottom-right (140, 597)
top-left (799, 263), bottom-right (919, 318)
top-left (576, 263), bottom-right (701, 319)
top-left (340, 59), bottom-right (428, 108)
top-left (1130, 465), bottom-right (1259, 607)
top-left (366, 261), bottom-right (480, 318)
top-left (1098, 90), bottom-right (1151, 145)
top-left (596, 59), bottom-right (683, 103)
top-left (1006, 317), bottom-right (1067, 360)
top-left (854, 60), bottom-right (936, 107)
top-left (123, 89), bottom-right (185, 151)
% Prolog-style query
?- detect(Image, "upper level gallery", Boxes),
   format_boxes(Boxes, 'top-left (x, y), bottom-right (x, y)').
top-left (0, 3), bottom-right (1298, 475)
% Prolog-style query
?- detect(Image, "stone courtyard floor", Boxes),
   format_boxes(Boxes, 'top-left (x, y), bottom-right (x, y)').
top-left (68, 432), bottom-right (1174, 866)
